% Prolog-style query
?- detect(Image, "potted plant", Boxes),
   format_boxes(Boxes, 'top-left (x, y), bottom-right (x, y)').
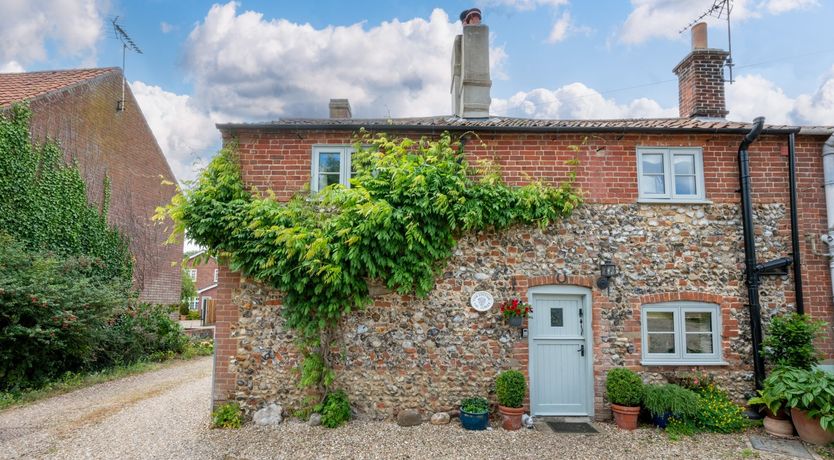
top-left (460, 396), bottom-right (490, 430)
top-left (770, 367), bottom-right (834, 445)
top-left (761, 313), bottom-right (826, 370)
top-left (179, 302), bottom-right (189, 320)
top-left (642, 383), bottom-right (699, 428)
top-left (606, 367), bottom-right (644, 430)
top-left (499, 296), bottom-right (532, 327)
top-left (748, 374), bottom-right (794, 438)
top-left (495, 370), bottom-right (526, 431)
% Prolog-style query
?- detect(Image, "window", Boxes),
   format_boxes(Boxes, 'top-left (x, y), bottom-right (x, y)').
top-left (213, 269), bottom-right (218, 283)
top-left (190, 297), bottom-right (199, 310)
top-left (188, 269), bottom-right (197, 282)
top-left (637, 148), bottom-right (705, 202)
top-left (311, 146), bottom-right (354, 192)
top-left (641, 302), bottom-right (724, 365)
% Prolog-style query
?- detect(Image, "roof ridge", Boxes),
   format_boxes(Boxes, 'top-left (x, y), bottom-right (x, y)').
top-left (0, 67), bottom-right (120, 76)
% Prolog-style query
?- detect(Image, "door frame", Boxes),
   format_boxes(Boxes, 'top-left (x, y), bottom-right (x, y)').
top-left (527, 285), bottom-right (594, 418)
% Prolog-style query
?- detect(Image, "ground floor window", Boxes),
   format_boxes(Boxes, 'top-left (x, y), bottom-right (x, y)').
top-left (641, 302), bottom-right (723, 365)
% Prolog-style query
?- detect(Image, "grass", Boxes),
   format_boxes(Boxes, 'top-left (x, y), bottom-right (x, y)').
top-left (0, 339), bottom-right (213, 411)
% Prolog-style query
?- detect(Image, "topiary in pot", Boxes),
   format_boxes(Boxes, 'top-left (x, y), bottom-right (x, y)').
top-left (642, 383), bottom-right (699, 428)
top-left (495, 370), bottom-right (526, 431)
top-left (606, 367), bottom-right (644, 430)
top-left (179, 302), bottom-right (190, 319)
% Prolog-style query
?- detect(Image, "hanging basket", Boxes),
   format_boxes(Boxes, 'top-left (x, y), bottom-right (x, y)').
top-left (507, 315), bottom-right (523, 327)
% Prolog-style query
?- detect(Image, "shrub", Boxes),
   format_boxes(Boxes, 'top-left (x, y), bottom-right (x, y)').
top-left (0, 233), bottom-right (130, 390)
top-left (666, 416), bottom-right (699, 440)
top-left (461, 396), bottom-right (490, 414)
top-left (495, 370), bottom-right (526, 408)
top-left (762, 313), bottom-right (826, 370)
top-left (606, 368), bottom-right (643, 407)
top-left (316, 390), bottom-right (351, 428)
top-left (642, 384), bottom-right (700, 418)
top-left (95, 303), bottom-right (189, 368)
top-left (179, 303), bottom-right (190, 317)
top-left (693, 384), bottom-right (747, 433)
top-left (211, 402), bottom-right (242, 429)
top-left (187, 310), bottom-right (201, 321)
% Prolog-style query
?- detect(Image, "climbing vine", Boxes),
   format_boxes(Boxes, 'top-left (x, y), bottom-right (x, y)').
top-left (159, 131), bottom-right (582, 396)
top-left (0, 104), bottom-right (132, 283)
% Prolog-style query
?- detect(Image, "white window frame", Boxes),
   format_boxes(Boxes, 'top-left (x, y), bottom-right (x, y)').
top-left (636, 147), bottom-right (706, 203)
top-left (641, 301), bottom-right (725, 365)
top-left (311, 145), bottom-right (354, 192)
top-left (213, 269), bottom-right (218, 283)
top-left (188, 269), bottom-right (197, 282)
top-left (190, 297), bottom-right (199, 310)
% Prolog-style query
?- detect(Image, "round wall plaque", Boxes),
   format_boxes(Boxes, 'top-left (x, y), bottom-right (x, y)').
top-left (470, 291), bottom-right (494, 312)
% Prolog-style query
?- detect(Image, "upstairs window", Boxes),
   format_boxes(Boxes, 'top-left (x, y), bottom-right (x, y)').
top-left (637, 148), bottom-right (705, 202)
top-left (641, 302), bottom-right (723, 365)
top-left (213, 269), bottom-right (218, 283)
top-left (311, 146), bottom-right (354, 192)
top-left (188, 269), bottom-right (197, 282)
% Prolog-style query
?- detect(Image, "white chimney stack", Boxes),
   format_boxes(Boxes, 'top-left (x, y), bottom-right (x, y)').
top-left (451, 8), bottom-right (491, 118)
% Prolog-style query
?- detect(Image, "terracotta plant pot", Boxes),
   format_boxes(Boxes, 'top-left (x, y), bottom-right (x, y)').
top-left (180, 315), bottom-right (188, 320)
top-left (498, 405), bottom-right (525, 431)
top-left (611, 404), bottom-right (640, 430)
top-left (791, 408), bottom-right (834, 445)
top-left (763, 415), bottom-right (795, 438)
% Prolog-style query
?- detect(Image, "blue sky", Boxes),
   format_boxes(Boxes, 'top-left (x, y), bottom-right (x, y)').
top-left (1, 0), bottom-right (833, 181)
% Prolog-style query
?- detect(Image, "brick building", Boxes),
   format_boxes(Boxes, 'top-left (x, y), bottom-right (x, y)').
top-left (209, 22), bottom-right (834, 420)
top-left (0, 68), bottom-right (182, 304)
top-left (185, 250), bottom-right (219, 312)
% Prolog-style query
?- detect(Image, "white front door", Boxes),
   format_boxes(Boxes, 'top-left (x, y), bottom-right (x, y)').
top-left (529, 288), bottom-right (592, 416)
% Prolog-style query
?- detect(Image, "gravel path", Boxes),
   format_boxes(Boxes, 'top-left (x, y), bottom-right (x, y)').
top-left (0, 358), bottom-right (818, 459)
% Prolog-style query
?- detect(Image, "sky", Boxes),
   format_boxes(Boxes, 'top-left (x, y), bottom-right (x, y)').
top-left (1, 0), bottom-right (833, 183)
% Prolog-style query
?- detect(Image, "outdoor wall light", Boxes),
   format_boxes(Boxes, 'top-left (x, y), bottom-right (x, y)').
top-left (596, 260), bottom-right (619, 291)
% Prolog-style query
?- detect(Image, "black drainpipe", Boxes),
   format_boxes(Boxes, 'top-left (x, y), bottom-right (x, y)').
top-left (739, 117), bottom-right (767, 390)
top-left (788, 132), bottom-right (805, 314)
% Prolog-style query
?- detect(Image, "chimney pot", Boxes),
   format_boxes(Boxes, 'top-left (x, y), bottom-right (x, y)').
top-left (692, 22), bottom-right (708, 50)
top-left (329, 99), bottom-right (352, 119)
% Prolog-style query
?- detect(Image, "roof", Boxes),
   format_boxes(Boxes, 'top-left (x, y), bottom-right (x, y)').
top-left (217, 116), bottom-right (834, 136)
top-left (0, 68), bottom-right (119, 107)
top-left (198, 284), bottom-right (218, 294)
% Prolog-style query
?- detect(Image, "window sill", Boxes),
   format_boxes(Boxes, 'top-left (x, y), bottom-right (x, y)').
top-left (637, 199), bottom-right (712, 205)
top-left (640, 360), bottom-right (729, 366)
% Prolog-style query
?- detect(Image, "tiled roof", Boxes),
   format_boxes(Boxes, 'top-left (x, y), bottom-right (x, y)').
top-left (0, 68), bottom-right (119, 107)
top-left (218, 116), bottom-right (834, 136)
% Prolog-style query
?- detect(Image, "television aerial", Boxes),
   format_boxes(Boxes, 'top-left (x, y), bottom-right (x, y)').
top-left (112, 16), bottom-right (143, 111)
top-left (679, 0), bottom-right (735, 83)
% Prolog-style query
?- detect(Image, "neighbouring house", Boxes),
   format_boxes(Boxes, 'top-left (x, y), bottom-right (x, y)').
top-left (185, 250), bottom-right (219, 313)
top-left (210, 19), bottom-right (834, 421)
top-left (0, 68), bottom-right (182, 304)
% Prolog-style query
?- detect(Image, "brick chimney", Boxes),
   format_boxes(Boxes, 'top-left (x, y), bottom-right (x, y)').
top-left (329, 99), bottom-right (352, 118)
top-left (451, 9), bottom-right (491, 118)
top-left (673, 22), bottom-right (729, 119)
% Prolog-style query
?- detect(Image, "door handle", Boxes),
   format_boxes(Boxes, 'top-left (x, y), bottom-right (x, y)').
top-left (578, 344), bottom-right (585, 357)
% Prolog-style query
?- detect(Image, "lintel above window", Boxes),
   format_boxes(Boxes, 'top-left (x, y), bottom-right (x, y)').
top-left (637, 147), bottom-right (706, 203)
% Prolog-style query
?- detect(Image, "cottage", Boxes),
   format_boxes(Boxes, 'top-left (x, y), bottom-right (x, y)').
top-left (0, 68), bottom-right (182, 304)
top-left (210, 21), bottom-right (834, 420)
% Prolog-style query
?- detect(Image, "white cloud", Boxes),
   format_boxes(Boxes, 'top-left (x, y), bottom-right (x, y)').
top-left (0, 61), bottom-right (25, 73)
top-left (160, 22), bottom-right (175, 34)
top-left (131, 81), bottom-right (219, 181)
top-left (492, 82), bottom-right (677, 119)
top-left (726, 70), bottom-right (834, 126)
top-left (183, 3), bottom-right (505, 120)
top-left (478, 0), bottom-right (568, 11)
top-left (547, 11), bottom-right (571, 43)
top-left (0, 0), bottom-right (104, 66)
top-left (620, 0), bottom-right (816, 44)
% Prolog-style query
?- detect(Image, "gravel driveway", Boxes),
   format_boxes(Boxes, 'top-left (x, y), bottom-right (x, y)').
top-left (0, 358), bottom-right (816, 459)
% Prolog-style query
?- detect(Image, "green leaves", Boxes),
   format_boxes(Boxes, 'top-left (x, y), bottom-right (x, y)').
top-left (762, 313), bottom-right (827, 370)
top-left (162, 131), bottom-right (582, 391)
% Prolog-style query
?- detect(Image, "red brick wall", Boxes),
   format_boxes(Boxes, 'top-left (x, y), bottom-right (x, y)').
top-left (187, 256), bottom-right (219, 293)
top-left (24, 70), bottom-right (182, 304)
top-left (212, 265), bottom-right (240, 407)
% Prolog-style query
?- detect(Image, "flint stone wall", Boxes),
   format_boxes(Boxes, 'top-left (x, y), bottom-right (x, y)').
top-left (230, 203), bottom-right (793, 420)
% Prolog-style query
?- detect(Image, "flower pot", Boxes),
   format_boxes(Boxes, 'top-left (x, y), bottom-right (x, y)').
top-left (460, 409), bottom-right (489, 431)
top-left (651, 412), bottom-right (672, 429)
top-left (611, 404), bottom-right (640, 430)
top-left (180, 315), bottom-right (188, 320)
top-left (763, 415), bottom-right (795, 438)
top-left (498, 405), bottom-right (525, 431)
top-left (791, 408), bottom-right (834, 445)
top-left (507, 316), bottom-right (523, 327)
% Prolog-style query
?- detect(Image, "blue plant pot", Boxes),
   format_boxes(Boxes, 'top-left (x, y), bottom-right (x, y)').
top-left (460, 409), bottom-right (489, 430)
top-left (652, 412), bottom-right (673, 429)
